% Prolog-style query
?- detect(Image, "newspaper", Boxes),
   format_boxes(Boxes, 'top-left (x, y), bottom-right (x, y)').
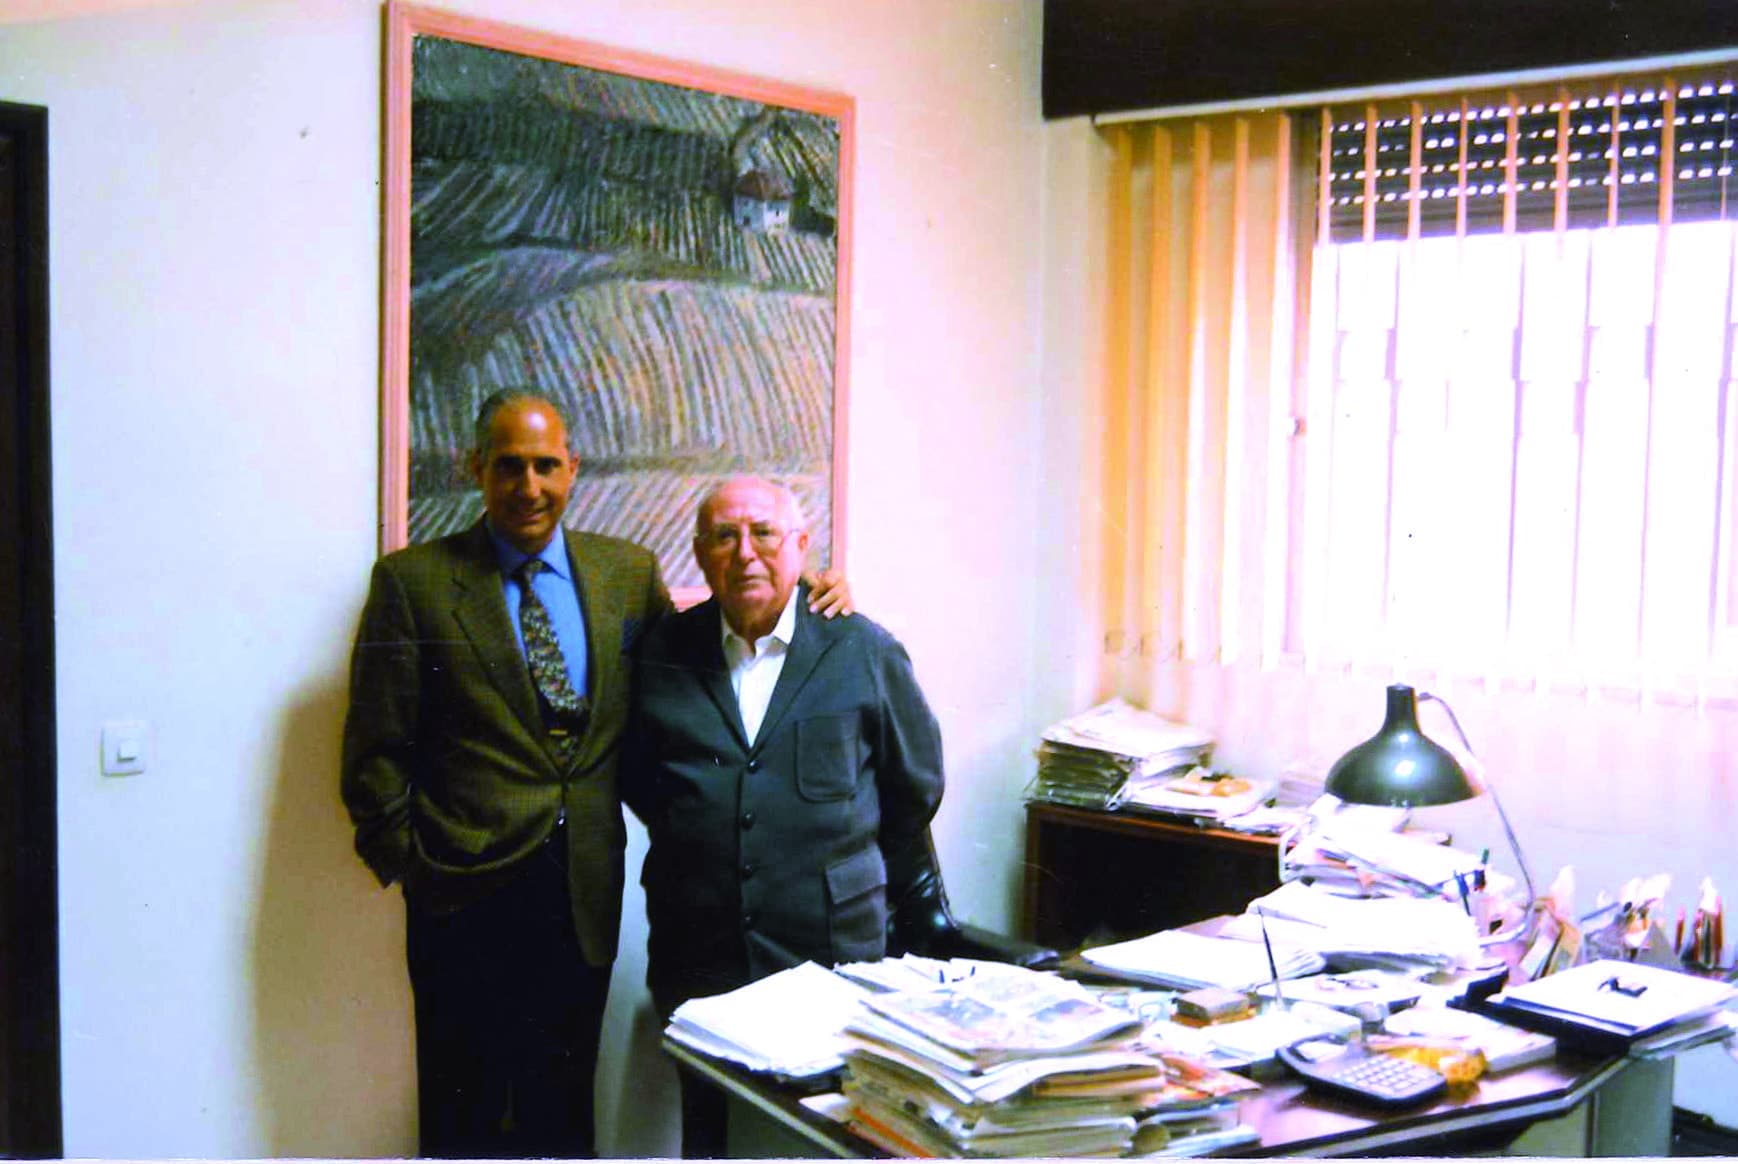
top-left (859, 962), bottom-right (1141, 1062)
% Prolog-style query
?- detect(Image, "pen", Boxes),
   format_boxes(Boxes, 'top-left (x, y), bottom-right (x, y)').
top-left (1256, 905), bottom-right (1285, 1011)
top-left (1454, 872), bottom-right (1471, 916)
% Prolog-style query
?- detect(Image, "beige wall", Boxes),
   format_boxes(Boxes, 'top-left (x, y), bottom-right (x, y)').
top-left (1, 0), bottom-right (1047, 1154)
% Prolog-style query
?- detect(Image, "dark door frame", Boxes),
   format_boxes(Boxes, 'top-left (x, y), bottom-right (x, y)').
top-left (0, 99), bottom-right (61, 1158)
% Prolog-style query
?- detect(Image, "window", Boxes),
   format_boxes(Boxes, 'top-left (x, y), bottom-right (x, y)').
top-left (1303, 70), bottom-right (1738, 699)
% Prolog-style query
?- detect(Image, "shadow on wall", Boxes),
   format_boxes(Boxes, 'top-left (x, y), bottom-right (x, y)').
top-left (597, 820), bottom-right (683, 1156)
top-left (248, 675), bottom-right (417, 1157)
top-left (243, 676), bottom-right (685, 1156)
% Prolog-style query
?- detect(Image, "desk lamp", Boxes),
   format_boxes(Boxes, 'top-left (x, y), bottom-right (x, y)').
top-left (1324, 684), bottom-right (1538, 942)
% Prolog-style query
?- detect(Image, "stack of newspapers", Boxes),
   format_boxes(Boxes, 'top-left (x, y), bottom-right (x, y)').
top-left (838, 962), bottom-right (1258, 1157)
top-left (1029, 699), bottom-right (1214, 811)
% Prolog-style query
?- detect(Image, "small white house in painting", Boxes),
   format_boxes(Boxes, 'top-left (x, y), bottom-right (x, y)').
top-left (733, 168), bottom-right (793, 233)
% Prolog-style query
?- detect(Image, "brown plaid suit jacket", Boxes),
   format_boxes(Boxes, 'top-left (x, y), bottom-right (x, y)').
top-left (341, 521), bottom-right (670, 965)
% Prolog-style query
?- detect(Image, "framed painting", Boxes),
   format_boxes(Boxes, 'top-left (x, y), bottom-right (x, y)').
top-left (382, 3), bottom-right (852, 603)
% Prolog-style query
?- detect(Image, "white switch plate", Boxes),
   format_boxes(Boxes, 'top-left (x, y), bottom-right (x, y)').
top-left (101, 720), bottom-right (149, 776)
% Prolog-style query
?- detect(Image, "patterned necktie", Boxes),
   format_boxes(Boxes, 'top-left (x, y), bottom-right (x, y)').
top-left (515, 559), bottom-right (587, 765)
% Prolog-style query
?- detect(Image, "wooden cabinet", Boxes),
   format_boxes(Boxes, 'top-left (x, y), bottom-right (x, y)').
top-left (1021, 802), bottom-right (1283, 949)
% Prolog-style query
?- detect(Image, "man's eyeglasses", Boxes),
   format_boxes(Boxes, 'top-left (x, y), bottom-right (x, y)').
top-left (698, 523), bottom-right (797, 555)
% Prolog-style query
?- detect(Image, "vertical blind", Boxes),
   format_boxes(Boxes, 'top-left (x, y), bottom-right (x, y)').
top-left (1089, 70), bottom-right (1738, 967)
top-left (1308, 68), bottom-right (1738, 700)
top-left (1094, 111), bottom-right (1302, 702)
top-left (1097, 65), bottom-right (1738, 706)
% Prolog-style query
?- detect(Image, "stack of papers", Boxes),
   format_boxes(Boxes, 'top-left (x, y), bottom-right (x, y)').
top-left (1119, 768), bottom-right (1275, 825)
top-left (836, 962), bottom-right (1255, 1158)
top-left (665, 961), bottom-right (873, 1080)
top-left (1380, 1004), bottom-right (1558, 1072)
top-left (1285, 816), bottom-right (1481, 896)
top-left (1029, 700), bottom-right (1213, 810)
top-left (1225, 881), bottom-right (1485, 971)
top-left (1078, 927), bottom-right (1324, 991)
top-left (1481, 958), bottom-right (1738, 1054)
top-left (1139, 1003), bottom-right (1360, 1071)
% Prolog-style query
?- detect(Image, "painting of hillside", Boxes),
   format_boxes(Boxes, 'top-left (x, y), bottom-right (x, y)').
top-left (402, 29), bottom-right (848, 593)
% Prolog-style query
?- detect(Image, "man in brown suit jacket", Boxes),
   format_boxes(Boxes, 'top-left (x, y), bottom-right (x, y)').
top-left (341, 390), bottom-right (669, 1158)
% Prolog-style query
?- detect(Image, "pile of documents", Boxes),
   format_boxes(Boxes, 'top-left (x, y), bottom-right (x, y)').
top-left (1379, 1004), bottom-right (1559, 1072)
top-left (1281, 812), bottom-right (1482, 897)
top-left (837, 962), bottom-right (1258, 1157)
top-left (1479, 958), bottom-right (1738, 1057)
top-left (1077, 927), bottom-right (1324, 992)
top-left (1029, 699), bottom-right (1213, 811)
top-left (1119, 766), bottom-right (1275, 826)
top-left (1224, 881), bottom-right (1486, 972)
top-left (664, 961), bottom-right (874, 1080)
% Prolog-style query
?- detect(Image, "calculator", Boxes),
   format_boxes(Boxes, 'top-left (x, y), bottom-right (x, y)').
top-left (1277, 1036), bottom-right (1447, 1108)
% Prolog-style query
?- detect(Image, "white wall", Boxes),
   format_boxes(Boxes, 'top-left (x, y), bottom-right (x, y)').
top-left (1, 0), bottom-right (1047, 1155)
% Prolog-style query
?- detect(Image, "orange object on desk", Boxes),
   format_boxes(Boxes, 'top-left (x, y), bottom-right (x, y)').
top-left (1166, 769), bottom-right (1253, 798)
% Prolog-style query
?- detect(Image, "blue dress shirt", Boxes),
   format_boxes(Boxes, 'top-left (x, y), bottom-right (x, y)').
top-left (486, 523), bottom-right (590, 698)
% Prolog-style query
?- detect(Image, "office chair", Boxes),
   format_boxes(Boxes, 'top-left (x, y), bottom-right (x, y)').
top-left (885, 830), bottom-right (1058, 968)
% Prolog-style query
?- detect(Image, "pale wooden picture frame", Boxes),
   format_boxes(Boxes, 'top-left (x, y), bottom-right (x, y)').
top-left (382, 3), bottom-right (852, 605)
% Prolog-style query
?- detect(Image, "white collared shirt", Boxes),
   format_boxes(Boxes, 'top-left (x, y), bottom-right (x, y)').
top-left (721, 596), bottom-right (799, 745)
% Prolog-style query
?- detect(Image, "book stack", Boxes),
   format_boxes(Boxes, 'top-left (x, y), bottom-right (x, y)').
top-left (1028, 699), bottom-right (1213, 811)
top-left (837, 963), bottom-right (1257, 1157)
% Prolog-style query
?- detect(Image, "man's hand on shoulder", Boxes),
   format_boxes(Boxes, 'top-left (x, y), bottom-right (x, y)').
top-left (803, 568), bottom-right (853, 619)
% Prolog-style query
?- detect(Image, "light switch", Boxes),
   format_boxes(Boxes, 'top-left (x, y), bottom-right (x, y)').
top-left (102, 720), bottom-right (149, 777)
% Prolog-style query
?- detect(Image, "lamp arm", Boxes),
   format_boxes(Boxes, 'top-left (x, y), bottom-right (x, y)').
top-left (1418, 692), bottom-right (1538, 908)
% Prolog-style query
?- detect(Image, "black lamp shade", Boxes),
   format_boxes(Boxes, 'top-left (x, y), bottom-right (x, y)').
top-left (1325, 685), bottom-right (1478, 808)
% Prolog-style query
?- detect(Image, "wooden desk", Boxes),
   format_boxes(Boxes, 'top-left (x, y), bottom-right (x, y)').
top-left (1023, 802), bottom-right (1282, 948)
top-left (664, 1037), bottom-right (1670, 1158)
